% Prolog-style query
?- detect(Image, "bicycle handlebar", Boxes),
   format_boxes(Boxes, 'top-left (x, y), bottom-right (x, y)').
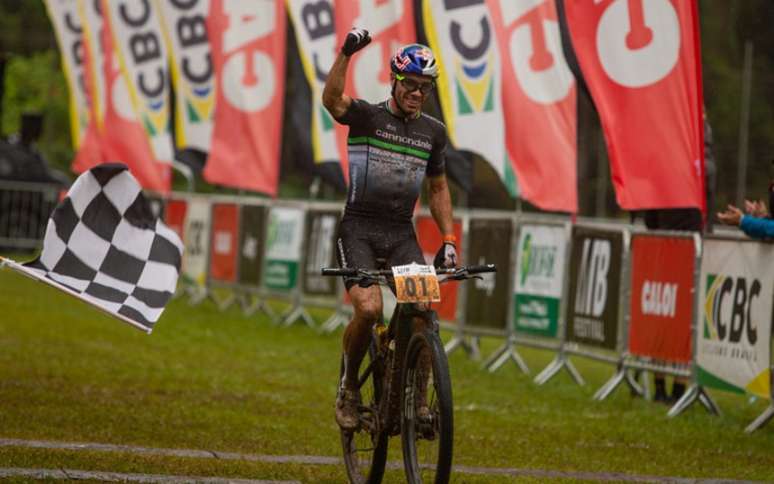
top-left (321, 264), bottom-right (496, 278)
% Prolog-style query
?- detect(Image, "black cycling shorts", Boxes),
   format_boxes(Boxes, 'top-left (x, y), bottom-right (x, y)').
top-left (336, 215), bottom-right (425, 291)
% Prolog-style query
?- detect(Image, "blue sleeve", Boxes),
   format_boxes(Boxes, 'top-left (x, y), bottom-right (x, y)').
top-left (740, 215), bottom-right (774, 240)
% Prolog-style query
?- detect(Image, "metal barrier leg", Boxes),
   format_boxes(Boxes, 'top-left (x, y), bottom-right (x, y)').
top-left (594, 367), bottom-right (625, 401)
top-left (667, 384), bottom-right (719, 418)
top-left (483, 335), bottom-right (529, 374)
top-left (209, 290), bottom-right (236, 312)
top-left (320, 308), bottom-right (351, 334)
top-left (187, 286), bottom-right (208, 306)
top-left (697, 387), bottom-right (721, 416)
top-left (534, 352), bottom-right (585, 386)
top-left (444, 334), bottom-right (480, 360)
top-left (282, 305), bottom-right (316, 328)
top-left (239, 292), bottom-right (280, 323)
top-left (745, 403), bottom-right (774, 433)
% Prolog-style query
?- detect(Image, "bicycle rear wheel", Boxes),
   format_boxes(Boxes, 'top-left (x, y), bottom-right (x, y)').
top-left (401, 328), bottom-right (453, 484)
top-left (340, 340), bottom-right (389, 484)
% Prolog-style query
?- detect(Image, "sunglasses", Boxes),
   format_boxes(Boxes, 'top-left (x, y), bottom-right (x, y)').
top-left (395, 74), bottom-right (435, 95)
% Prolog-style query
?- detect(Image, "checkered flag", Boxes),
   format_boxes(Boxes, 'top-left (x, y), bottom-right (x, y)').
top-left (20, 164), bottom-right (183, 333)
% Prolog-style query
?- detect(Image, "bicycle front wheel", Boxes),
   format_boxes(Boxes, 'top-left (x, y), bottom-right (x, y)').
top-left (340, 339), bottom-right (389, 484)
top-left (401, 328), bottom-right (453, 484)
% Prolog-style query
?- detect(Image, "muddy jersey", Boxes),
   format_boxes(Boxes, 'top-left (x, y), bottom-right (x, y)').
top-left (337, 99), bottom-right (447, 222)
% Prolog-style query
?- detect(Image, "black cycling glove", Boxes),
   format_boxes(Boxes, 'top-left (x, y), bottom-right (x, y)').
top-left (433, 242), bottom-right (457, 269)
top-left (341, 28), bottom-right (371, 57)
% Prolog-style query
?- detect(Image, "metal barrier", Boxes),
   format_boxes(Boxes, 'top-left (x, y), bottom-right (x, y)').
top-left (672, 233), bottom-right (773, 430)
top-left (534, 223), bottom-right (633, 398)
top-left (0, 180), bottom-right (61, 250)
top-left (485, 215), bottom-right (572, 375)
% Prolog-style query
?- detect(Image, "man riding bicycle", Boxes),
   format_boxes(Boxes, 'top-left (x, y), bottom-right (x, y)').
top-left (322, 28), bottom-right (458, 431)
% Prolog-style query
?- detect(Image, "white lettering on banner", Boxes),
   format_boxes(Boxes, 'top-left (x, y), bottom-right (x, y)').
top-left (574, 238), bottom-right (610, 317)
top-left (223, 0), bottom-right (275, 52)
top-left (474, 257), bottom-right (496, 297)
top-left (222, 0), bottom-right (277, 111)
top-left (507, 7), bottom-right (573, 104)
top-left (111, 67), bottom-right (136, 120)
top-left (351, 0), bottom-right (403, 99)
top-left (118, 0), bottom-right (166, 99)
top-left (573, 316), bottom-right (605, 341)
top-left (641, 281), bottom-right (677, 318)
top-left (353, 40), bottom-right (397, 99)
top-left (596, 0), bottom-right (680, 88)
top-left (298, 0), bottom-right (336, 83)
top-left (355, 0), bottom-right (403, 37)
top-left (214, 231), bottom-right (232, 254)
top-left (63, 6), bottom-right (88, 109)
top-left (171, 0), bottom-right (213, 85)
top-left (242, 235), bottom-right (258, 259)
top-left (499, 0), bottom-right (543, 24)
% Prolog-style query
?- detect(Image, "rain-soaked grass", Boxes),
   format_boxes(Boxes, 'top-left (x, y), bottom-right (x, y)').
top-left (1, 260), bottom-right (773, 482)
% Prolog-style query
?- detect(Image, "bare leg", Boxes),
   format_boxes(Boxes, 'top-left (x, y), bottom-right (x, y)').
top-left (342, 285), bottom-right (383, 391)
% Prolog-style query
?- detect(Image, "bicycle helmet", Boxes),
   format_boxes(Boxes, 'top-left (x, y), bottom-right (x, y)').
top-left (390, 44), bottom-right (438, 78)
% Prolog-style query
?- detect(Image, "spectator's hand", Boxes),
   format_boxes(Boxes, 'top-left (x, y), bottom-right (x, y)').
top-left (744, 199), bottom-right (768, 218)
top-left (341, 28), bottom-right (371, 57)
top-left (717, 204), bottom-right (743, 226)
top-left (433, 242), bottom-right (457, 268)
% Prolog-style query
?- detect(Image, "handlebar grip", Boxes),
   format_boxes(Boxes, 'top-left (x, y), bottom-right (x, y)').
top-left (321, 267), bottom-right (357, 277)
top-left (466, 264), bottom-right (496, 274)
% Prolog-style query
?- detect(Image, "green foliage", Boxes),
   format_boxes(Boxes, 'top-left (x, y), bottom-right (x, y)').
top-left (2, 50), bottom-right (73, 175)
top-left (1, 266), bottom-right (774, 482)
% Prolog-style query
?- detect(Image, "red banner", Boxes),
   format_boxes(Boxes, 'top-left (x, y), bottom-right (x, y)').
top-left (488, 0), bottom-right (577, 213)
top-left (209, 203), bottom-right (240, 283)
top-left (415, 216), bottom-right (462, 322)
top-left (334, 0), bottom-right (417, 180)
top-left (75, 2), bottom-right (171, 193)
top-left (205, 1), bottom-right (286, 196)
top-left (561, 0), bottom-right (703, 211)
top-left (164, 199), bottom-right (188, 242)
top-left (628, 235), bottom-right (695, 363)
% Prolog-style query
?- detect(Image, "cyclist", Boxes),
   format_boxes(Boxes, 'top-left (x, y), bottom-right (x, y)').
top-left (322, 28), bottom-right (458, 431)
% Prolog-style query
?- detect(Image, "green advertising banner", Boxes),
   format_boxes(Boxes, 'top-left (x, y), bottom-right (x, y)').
top-left (262, 207), bottom-right (305, 291)
top-left (513, 224), bottom-right (567, 339)
top-left (302, 210), bottom-right (340, 297)
top-left (566, 227), bottom-right (624, 351)
top-left (465, 218), bottom-right (513, 330)
top-left (238, 205), bottom-right (267, 288)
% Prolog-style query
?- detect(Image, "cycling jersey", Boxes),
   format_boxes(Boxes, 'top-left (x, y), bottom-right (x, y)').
top-left (336, 99), bottom-right (447, 223)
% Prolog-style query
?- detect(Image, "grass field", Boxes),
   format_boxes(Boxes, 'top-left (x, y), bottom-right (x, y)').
top-left (1, 259), bottom-right (773, 483)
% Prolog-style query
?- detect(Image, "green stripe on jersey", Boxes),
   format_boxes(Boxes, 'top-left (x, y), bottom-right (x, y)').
top-left (348, 136), bottom-right (430, 160)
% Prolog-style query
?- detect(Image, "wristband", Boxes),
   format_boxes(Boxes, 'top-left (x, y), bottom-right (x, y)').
top-left (443, 234), bottom-right (456, 244)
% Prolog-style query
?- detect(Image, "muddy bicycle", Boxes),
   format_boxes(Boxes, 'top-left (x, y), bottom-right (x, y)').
top-left (322, 263), bottom-right (496, 484)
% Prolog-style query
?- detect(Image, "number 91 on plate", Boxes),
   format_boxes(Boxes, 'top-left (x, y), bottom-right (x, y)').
top-left (392, 263), bottom-right (441, 303)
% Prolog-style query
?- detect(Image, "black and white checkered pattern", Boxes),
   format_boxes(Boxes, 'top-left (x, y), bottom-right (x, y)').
top-left (25, 164), bottom-right (183, 331)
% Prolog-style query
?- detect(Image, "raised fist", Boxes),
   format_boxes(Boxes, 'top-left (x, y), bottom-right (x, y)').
top-left (341, 28), bottom-right (371, 57)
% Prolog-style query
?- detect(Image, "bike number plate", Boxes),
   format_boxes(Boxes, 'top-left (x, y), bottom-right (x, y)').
top-left (392, 263), bottom-right (440, 303)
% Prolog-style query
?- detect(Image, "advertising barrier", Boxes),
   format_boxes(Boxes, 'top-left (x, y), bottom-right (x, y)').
top-left (181, 198), bottom-right (212, 299)
top-left (164, 198), bottom-right (188, 241)
top-left (238, 204), bottom-right (268, 289)
top-left (464, 217), bottom-right (513, 333)
top-left (415, 215), bottom-right (463, 323)
top-left (697, 238), bottom-right (774, 399)
top-left (566, 226), bottom-right (624, 352)
top-left (302, 210), bottom-right (340, 299)
top-left (209, 203), bottom-right (240, 284)
top-left (262, 206), bottom-right (305, 293)
top-left (628, 234), bottom-right (696, 363)
top-left (513, 224), bottom-right (568, 339)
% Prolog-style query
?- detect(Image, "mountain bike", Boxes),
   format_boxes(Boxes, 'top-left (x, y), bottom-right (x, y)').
top-left (321, 263), bottom-right (496, 484)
